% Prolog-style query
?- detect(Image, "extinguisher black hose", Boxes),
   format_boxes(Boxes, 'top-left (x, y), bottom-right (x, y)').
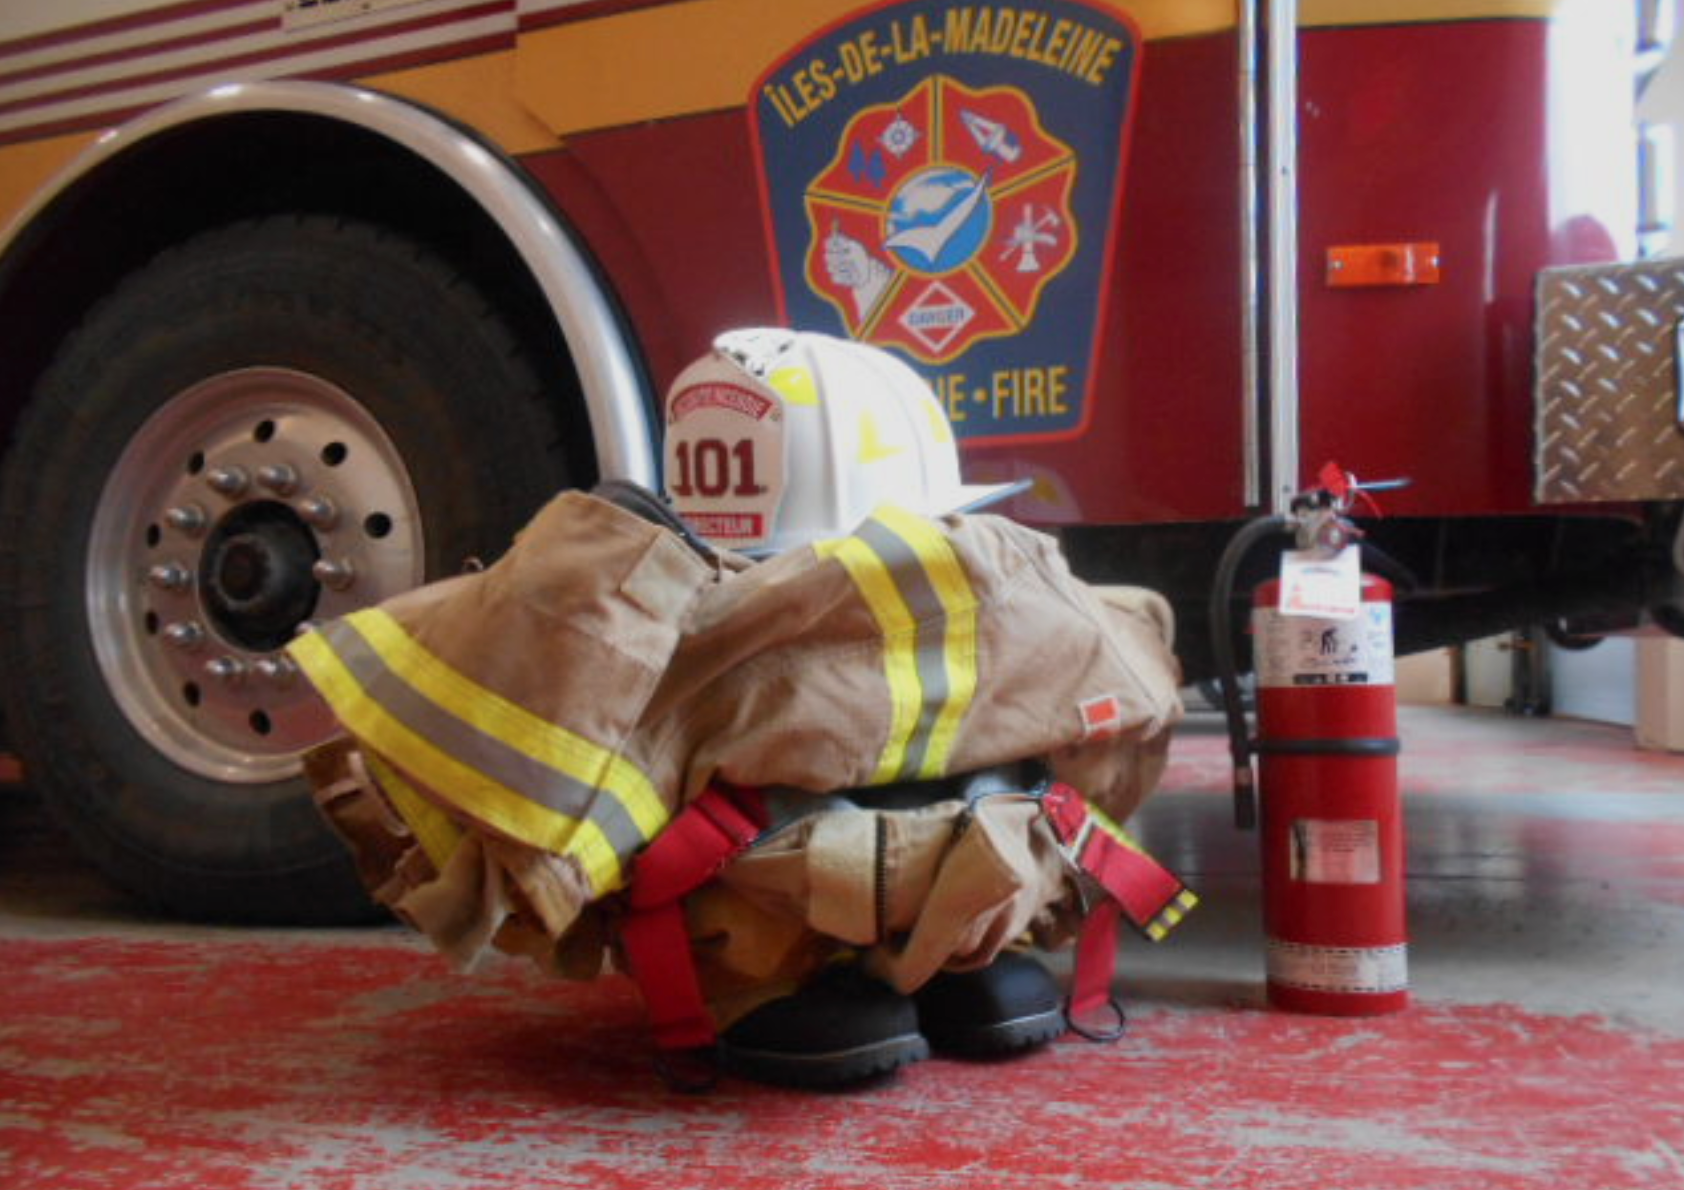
top-left (1209, 514), bottom-right (1295, 830)
top-left (1359, 540), bottom-right (1419, 593)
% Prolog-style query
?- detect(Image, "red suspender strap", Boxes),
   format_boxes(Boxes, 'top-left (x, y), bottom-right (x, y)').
top-left (1069, 900), bottom-right (1125, 1037)
top-left (1041, 782), bottom-right (1198, 1039)
top-left (620, 780), bottom-right (1192, 1055)
top-left (619, 902), bottom-right (713, 1050)
top-left (621, 785), bottom-right (766, 1052)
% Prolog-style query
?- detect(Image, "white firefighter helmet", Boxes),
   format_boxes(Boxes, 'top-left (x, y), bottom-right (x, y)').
top-left (663, 328), bottom-right (1024, 552)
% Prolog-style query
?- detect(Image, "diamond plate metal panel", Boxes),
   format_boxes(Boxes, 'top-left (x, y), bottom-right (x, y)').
top-left (1535, 259), bottom-right (1684, 503)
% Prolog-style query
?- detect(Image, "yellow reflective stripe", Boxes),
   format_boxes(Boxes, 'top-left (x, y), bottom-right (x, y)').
top-left (290, 630), bottom-right (623, 895)
top-left (1146, 892), bottom-right (1200, 942)
top-left (304, 617), bottom-right (658, 865)
top-left (349, 609), bottom-right (668, 843)
top-left (363, 750), bottom-right (464, 871)
top-left (871, 505), bottom-right (980, 778)
top-left (815, 535), bottom-right (923, 783)
top-left (1089, 801), bottom-right (1149, 856)
top-left (1082, 801), bottom-right (1199, 941)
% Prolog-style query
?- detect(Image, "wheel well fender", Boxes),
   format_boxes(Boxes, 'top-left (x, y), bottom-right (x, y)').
top-left (0, 81), bottom-right (658, 488)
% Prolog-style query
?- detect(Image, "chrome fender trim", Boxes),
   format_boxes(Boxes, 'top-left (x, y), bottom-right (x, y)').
top-left (0, 79), bottom-right (658, 486)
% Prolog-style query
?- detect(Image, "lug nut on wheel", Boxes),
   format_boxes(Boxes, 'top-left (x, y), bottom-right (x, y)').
top-left (147, 562), bottom-right (192, 592)
top-left (165, 504), bottom-right (208, 534)
top-left (254, 656), bottom-right (298, 686)
top-left (256, 464), bottom-right (299, 496)
top-left (162, 621), bottom-right (206, 650)
top-left (206, 656), bottom-right (248, 684)
top-left (312, 558), bottom-right (355, 590)
top-left (298, 496), bottom-right (338, 530)
top-left (206, 466), bottom-right (250, 497)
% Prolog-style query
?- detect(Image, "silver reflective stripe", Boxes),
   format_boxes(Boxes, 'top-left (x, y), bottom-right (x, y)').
top-left (320, 618), bottom-right (649, 860)
top-left (857, 517), bottom-right (951, 780)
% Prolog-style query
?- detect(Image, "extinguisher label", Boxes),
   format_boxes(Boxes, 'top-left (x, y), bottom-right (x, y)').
top-left (1291, 818), bottom-right (1382, 884)
top-left (1267, 940), bottom-right (1409, 995)
top-left (1254, 603), bottom-right (1395, 688)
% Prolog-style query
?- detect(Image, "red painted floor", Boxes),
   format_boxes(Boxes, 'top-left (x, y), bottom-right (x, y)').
top-left (4, 705), bottom-right (1684, 1189)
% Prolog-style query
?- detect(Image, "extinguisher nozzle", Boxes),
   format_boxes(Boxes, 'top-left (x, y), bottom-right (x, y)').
top-left (1232, 765), bottom-right (1257, 830)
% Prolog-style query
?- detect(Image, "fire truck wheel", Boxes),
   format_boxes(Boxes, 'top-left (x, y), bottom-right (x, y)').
top-left (0, 216), bottom-right (567, 923)
top-left (1542, 618), bottom-right (1606, 652)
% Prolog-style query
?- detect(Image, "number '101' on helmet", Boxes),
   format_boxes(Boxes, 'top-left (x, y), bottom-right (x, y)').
top-left (662, 328), bottom-right (1026, 553)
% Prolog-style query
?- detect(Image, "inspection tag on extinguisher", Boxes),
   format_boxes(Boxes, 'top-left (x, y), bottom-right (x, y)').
top-left (1291, 818), bottom-right (1382, 884)
top-left (1277, 545), bottom-right (1361, 619)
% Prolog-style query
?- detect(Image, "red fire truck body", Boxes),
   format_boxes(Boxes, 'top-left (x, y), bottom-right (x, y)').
top-left (554, 14), bottom-right (1621, 524)
top-left (0, 0), bottom-right (1676, 919)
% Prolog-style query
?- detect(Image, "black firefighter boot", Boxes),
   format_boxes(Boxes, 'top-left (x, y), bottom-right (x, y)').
top-left (914, 951), bottom-right (1067, 1056)
top-left (718, 961), bottom-right (930, 1088)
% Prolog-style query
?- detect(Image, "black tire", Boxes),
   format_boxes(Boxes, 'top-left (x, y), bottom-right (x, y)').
top-left (1542, 618), bottom-right (1605, 652)
top-left (0, 216), bottom-right (569, 923)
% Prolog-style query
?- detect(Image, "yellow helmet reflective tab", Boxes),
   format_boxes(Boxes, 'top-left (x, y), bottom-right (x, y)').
top-left (663, 328), bottom-right (1024, 553)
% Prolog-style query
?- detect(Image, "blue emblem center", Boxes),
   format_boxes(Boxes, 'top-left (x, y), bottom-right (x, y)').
top-left (883, 166), bottom-right (992, 274)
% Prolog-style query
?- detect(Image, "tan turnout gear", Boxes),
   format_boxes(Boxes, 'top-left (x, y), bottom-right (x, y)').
top-left (289, 486), bottom-right (1184, 1028)
top-left (688, 779), bottom-right (1084, 1023)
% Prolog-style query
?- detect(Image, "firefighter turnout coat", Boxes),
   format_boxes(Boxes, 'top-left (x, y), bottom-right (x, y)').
top-left (288, 489), bottom-right (1185, 1017)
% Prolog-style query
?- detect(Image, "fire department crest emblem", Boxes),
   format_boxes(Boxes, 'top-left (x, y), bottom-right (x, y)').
top-left (751, 0), bottom-right (1140, 444)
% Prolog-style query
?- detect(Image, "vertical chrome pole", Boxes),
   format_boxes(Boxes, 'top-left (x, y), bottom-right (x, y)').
top-left (1238, 0), bottom-right (1263, 508)
top-left (1266, 0), bottom-right (1302, 514)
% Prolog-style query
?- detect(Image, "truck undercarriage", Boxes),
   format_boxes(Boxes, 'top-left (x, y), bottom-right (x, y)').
top-left (1062, 504), bottom-right (1684, 682)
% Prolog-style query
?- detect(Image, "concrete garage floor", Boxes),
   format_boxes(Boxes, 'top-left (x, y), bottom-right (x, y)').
top-left (3, 704), bottom-right (1684, 1189)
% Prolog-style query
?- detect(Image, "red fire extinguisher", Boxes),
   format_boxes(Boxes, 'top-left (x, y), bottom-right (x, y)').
top-left (1210, 465), bottom-right (1409, 1016)
top-left (1252, 570), bottom-right (1406, 1015)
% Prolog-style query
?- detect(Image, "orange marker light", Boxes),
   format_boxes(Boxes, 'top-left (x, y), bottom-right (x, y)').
top-left (1325, 242), bottom-right (1441, 288)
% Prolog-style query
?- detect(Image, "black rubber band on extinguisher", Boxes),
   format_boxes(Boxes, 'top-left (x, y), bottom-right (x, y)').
top-left (1252, 736), bottom-right (1401, 757)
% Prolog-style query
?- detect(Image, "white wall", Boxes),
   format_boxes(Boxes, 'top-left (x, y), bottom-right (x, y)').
top-left (1639, 0), bottom-right (1684, 245)
top-left (1551, 638), bottom-right (1639, 724)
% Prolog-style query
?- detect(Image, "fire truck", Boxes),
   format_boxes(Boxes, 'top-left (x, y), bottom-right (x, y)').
top-left (0, 0), bottom-right (1678, 922)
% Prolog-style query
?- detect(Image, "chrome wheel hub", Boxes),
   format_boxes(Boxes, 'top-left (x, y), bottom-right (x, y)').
top-left (88, 368), bottom-right (424, 783)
